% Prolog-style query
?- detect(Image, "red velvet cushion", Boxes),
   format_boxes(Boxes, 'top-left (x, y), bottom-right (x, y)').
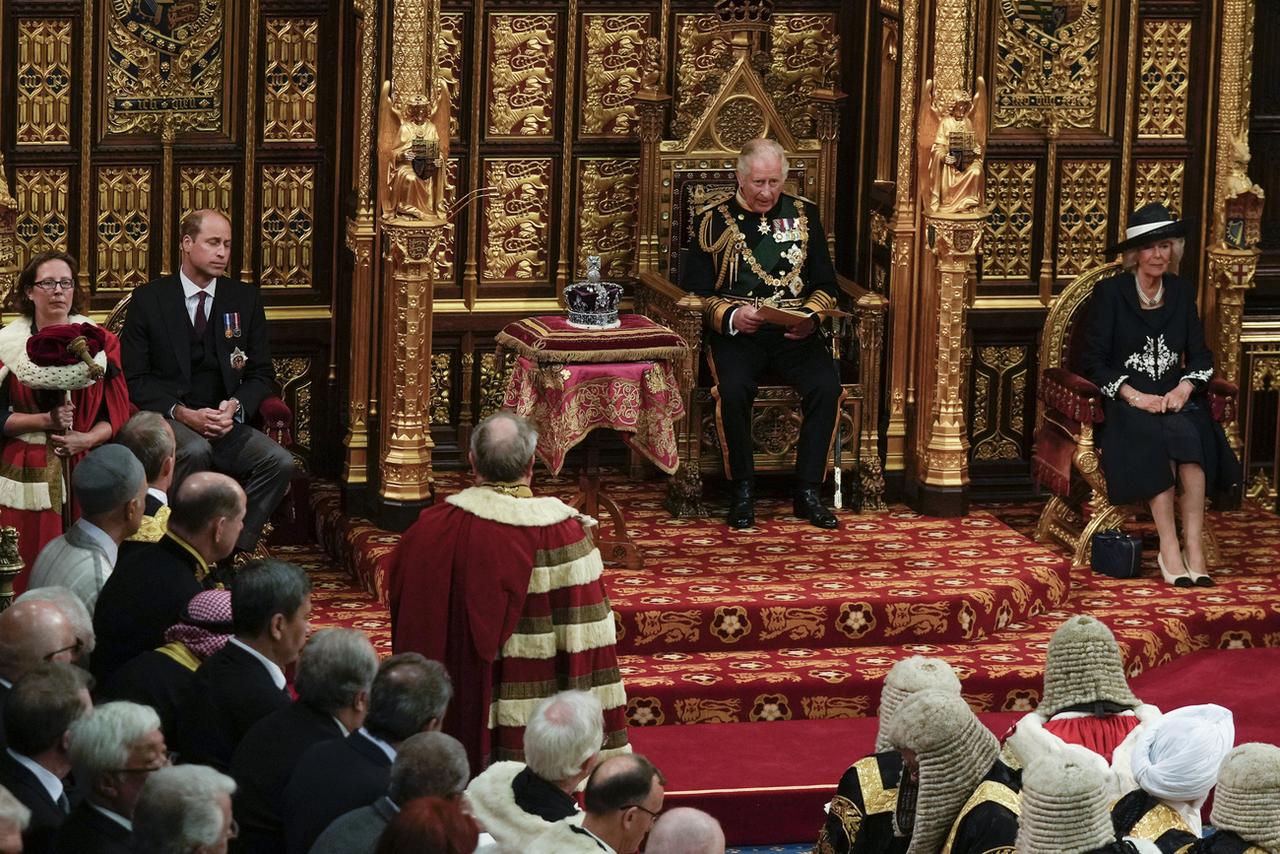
top-left (496, 314), bottom-right (687, 364)
top-left (27, 323), bottom-right (107, 365)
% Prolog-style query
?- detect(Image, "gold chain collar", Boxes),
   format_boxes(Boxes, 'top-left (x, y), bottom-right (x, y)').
top-left (716, 204), bottom-right (809, 297)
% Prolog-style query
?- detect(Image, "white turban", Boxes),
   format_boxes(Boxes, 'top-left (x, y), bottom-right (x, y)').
top-left (1130, 703), bottom-right (1235, 805)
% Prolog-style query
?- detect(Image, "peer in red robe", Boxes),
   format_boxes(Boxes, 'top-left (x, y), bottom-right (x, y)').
top-left (387, 481), bottom-right (628, 774)
top-left (0, 316), bottom-right (132, 585)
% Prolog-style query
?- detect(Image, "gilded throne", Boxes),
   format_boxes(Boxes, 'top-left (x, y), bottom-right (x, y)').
top-left (1031, 262), bottom-right (1237, 568)
top-left (631, 40), bottom-right (887, 517)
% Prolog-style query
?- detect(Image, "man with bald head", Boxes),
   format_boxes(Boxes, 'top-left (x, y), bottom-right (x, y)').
top-left (0, 601), bottom-right (78, 742)
top-left (645, 808), bottom-right (725, 854)
top-left (528, 754), bottom-right (666, 854)
top-left (90, 471), bottom-right (245, 683)
top-left (387, 411), bottom-right (628, 773)
top-left (120, 208), bottom-right (292, 555)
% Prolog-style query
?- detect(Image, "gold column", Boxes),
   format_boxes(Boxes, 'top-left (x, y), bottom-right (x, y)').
top-left (919, 212), bottom-right (983, 512)
top-left (1206, 0), bottom-right (1260, 454)
top-left (884, 0), bottom-right (921, 479)
top-left (378, 222), bottom-right (445, 521)
top-left (0, 156), bottom-right (17, 301)
top-left (342, 0), bottom-right (380, 497)
top-left (1209, 245), bottom-right (1258, 453)
top-left (634, 84), bottom-right (670, 276)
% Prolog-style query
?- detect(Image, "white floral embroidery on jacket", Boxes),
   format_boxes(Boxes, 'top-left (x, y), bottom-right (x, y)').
top-left (1124, 335), bottom-right (1179, 381)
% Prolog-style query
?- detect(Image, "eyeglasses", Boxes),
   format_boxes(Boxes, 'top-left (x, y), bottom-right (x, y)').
top-left (108, 750), bottom-right (175, 775)
top-left (32, 278), bottom-right (75, 292)
top-left (42, 637), bottom-right (85, 661)
top-left (624, 803), bottom-right (662, 822)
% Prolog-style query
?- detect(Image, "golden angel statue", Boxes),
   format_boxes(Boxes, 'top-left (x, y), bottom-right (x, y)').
top-left (918, 77), bottom-right (987, 214)
top-left (377, 81), bottom-right (451, 222)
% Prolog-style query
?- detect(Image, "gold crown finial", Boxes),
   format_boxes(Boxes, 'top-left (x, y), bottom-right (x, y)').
top-left (713, 0), bottom-right (773, 33)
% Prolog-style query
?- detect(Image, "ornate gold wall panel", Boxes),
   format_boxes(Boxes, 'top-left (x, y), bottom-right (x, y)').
top-left (16, 19), bottom-right (73, 146)
top-left (390, 0), bottom-right (429, 99)
top-left (575, 158), bottom-right (639, 280)
top-left (983, 159), bottom-right (1036, 280)
top-left (768, 14), bottom-right (840, 139)
top-left (486, 13), bottom-right (557, 139)
top-left (1055, 159), bottom-right (1111, 278)
top-left (13, 169), bottom-right (70, 266)
top-left (1132, 159), bottom-right (1185, 219)
top-left (179, 166), bottom-right (234, 223)
top-left (260, 165), bottom-right (315, 288)
top-left (672, 14), bottom-right (732, 140)
top-left (970, 345), bottom-right (1027, 462)
top-left (433, 159), bottom-right (461, 283)
top-left (439, 13), bottom-right (466, 139)
top-left (95, 167), bottom-right (152, 291)
top-left (1137, 19), bottom-right (1192, 139)
top-left (263, 18), bottom-right (319, 143)
top-left (581, 13), bottom-right (650, 138)
top-left (992, 0), bottom-right (1105, 129)
top-left (274, 357), bottom-right (312, 449)
top-left (481, 158), bottom-right (551, 282)
top-left (430, 352), bottom-right (452, 425)
top-left (103, 0), bottom-right (224, 135)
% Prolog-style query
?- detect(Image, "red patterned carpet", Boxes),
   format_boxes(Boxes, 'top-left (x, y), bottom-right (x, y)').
top-left (308, 474), bottom-right (1280, 724)
top-left (297, 475), bottom-right (1280, 845)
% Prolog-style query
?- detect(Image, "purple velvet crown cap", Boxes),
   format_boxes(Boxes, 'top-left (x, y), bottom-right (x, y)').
top-left (565, 256), bottom-right (623, 329)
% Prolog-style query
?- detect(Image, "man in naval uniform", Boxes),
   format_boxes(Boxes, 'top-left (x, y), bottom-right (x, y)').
top-left (681, 137), bottom-right (841, 530)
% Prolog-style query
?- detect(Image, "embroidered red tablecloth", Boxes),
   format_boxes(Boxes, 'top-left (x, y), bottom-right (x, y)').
top-left (502, 355), bottom-right (685, 475)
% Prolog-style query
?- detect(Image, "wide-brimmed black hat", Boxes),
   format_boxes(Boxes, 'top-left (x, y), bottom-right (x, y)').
top-left (1106, 202), bottom-right (1191, 255)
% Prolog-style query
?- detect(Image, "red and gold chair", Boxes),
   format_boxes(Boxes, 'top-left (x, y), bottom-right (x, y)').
top-left (1031, 262), bottom-right (1237, 568)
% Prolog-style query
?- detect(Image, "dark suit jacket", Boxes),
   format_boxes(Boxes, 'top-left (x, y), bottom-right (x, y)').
top-left (282, 732), bottom-right (392, 854)
top-left (98, 646), bottom-right (196, 738)
top-left (52, 802), bottom-right (131, 854)
top-left (0, 750), bottom-right (68, 854)
top-left (229, 701), bottom-right (343, 854)
top-left (307, 796), bottom-right (397, 854)
top-left (0, 681), bottom-right (10, 747)
top-left (174, 641), bottom-right (292, 772)
top-left (120, 274), bottom-right (274, 420)
top-left (90, 534), bottom-right (206, 684)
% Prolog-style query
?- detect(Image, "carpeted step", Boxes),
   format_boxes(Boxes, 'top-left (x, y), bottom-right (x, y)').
top-left (619, 563), bottom-right (1280, 728)
top-left (608, 509), bottom-right (1071, 655)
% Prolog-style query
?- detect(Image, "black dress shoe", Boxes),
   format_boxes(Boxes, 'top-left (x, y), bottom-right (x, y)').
top-left (727, 480), bottom-right (755, 529)
top-left (794, 487), bottom-right (838, 529)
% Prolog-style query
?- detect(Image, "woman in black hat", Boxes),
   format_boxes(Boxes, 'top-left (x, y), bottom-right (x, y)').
top-left (1080, 203), bottom-right (1241, 588)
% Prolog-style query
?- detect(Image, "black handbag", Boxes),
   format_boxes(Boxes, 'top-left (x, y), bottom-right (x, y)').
top-left (1090, 529), bottom-right (1142, 579)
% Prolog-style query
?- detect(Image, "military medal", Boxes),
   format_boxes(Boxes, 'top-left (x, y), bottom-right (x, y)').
top-left (223, 312), bottom-right (242, 338)
top-left (230, 347), bottom-right (247, 371)
top-left (757, 213), bottom-right (770, 235)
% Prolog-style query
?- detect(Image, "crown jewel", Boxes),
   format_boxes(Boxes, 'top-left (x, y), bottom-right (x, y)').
top-left (564, 256), bottom-right (623, 329)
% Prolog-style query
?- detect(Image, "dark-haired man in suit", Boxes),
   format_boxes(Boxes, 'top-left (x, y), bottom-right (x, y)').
top-left (119, 208), bottom-right (292, 554)
top-left (0, 663), bottom-right (93, 854)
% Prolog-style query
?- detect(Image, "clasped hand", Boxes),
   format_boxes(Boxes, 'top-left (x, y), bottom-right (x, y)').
top-left (179, 400), bottom-right (238, 440)
top-left (1131, 381), bottom-right (1193, 414)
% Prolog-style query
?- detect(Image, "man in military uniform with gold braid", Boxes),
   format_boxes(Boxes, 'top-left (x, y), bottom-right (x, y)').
top-left (681, 138), bottom-right (841, 530)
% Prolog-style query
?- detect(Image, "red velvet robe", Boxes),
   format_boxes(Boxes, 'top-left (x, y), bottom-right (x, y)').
top-left (0, 319), bottom-right (132, 585)
top-left (387, 485), bottom-right (628, 773)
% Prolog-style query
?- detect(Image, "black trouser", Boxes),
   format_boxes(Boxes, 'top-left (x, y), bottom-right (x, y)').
top-left (707, 328), bottom-right (840, 485)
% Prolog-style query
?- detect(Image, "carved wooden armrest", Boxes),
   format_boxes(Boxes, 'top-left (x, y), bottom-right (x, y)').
top-left (1206, 377), bottom-right (1238, 424)
top-left (1039, 367), bottom-right (1105, 426)
top-left (635, 271), bottom-right (703, 399)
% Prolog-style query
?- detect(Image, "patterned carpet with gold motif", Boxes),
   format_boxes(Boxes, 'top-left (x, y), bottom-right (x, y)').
top-left (296, 474), bottom-right (1280, 845)
top-left (307, 474), bottom-right (1280, 725)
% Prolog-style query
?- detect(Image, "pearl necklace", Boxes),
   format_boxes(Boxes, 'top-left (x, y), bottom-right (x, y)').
top-left (1136, 279), bottom-right (1164, 307)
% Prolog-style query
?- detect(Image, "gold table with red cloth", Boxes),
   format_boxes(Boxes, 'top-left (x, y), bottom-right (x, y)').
top-left (498, 314), bottom-right (687, 569)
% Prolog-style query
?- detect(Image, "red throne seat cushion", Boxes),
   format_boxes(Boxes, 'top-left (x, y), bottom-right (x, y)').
top-left (496, 314), bottom-right (687, 364)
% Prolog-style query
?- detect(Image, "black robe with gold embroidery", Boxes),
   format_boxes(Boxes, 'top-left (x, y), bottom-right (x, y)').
top-left (816, 751), bottom-right (908, 854)
top-left (1188, 830), bottom-right (1270, 853)
top-left (1111, 790), bottom-right (1198, 854)
top-left (941, 760), bottom-right (1022, 854)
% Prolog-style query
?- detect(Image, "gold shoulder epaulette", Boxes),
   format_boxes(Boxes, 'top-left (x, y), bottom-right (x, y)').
top-left (695, 189), bottom-right (736, 215)
top-left (784, 191), bottom-right (816, 206)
